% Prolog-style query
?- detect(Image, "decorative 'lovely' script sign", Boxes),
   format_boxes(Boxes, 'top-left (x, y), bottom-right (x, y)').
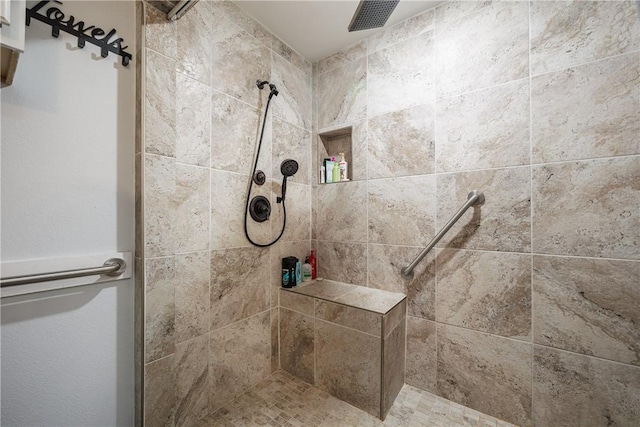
top-left (26, 0), bottom-right (132, 66)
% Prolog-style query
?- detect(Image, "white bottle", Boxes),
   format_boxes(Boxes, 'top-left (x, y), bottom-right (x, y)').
top-left (338, 153), bottom-right (348, 181)
top-left (302, 258), bottom-right (312, 282)
top-left (326, 161), bottom-right (334, 183)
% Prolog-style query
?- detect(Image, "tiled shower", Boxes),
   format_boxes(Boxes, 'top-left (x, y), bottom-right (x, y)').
top-left (136, 1), bottom-right (639, 426)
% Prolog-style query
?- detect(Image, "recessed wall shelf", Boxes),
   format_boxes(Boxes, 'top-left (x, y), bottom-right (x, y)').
top-left (318, 126), bottom-right (353, 184)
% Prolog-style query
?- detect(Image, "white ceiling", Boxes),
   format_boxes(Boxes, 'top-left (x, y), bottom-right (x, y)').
top-left (233, 0), bottom-right (443, 62)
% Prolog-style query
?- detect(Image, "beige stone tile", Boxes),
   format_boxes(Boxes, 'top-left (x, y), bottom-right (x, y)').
top-left (436, 248), bottom-right (532, 340)
top-left (270, 181), bottom-right (311, 243)
top-left (382, 320), bottom-right (406, 419)
top-left (384, 299), bottom-right (406, 338)
top-left (209, 312), bottom-right (271, 412)
top-left (368, 9), bottom-right (434, 54)
top-left (175, 252), bottom-right (209, 343)
top-left (532, 157), bottom-right (640, 259)
top-left (533, 345), bottom-right (640, 427)
top-left (145, 257), bottom-right (175, 364)
top-left (318, 57), bottom-right (367, 130)
top-left (176, 0), bottom-right (211, 85)
top-left (280, 308), bottom-right (315, 384)
top-left (368, 32), bottom-right (434, 118)
top-left (270, 308), bottom-right (279, 373)
top-left (436, 78), bottom-right (530, 173)
top-left (368, 175), bottom-right (436, 246)
top-left (210, 90), bottom-right (265, 175)
top-left (144, 2), bottom-right (176, 58)
top-left (315, 320), bottom-right (381, 418)
top-left (533, 255), bottom-right (640, 365)
top-left (315, 299), bottom-right (382, 336)
top-left (175, 335), bottom-right (208, 427)
top-left (144, 154), bottom-right (177, 257)
top-left (273, 37), bottom-right (312, 76)
top-left (211, 0), bottom-right (273, 50)
top-left (175, 164), bottom-right (209, 253)
top-left (317, 40), bottom-right (367, 75)
top-left (434, 0), bottom-right (497, 28)
top-left (530, 0), bottom-right (640, 76)
top-left (272, 53), bottom-right (313, 131)
top-left (144, 49), bottom-right (175, 157)
top-left (210, 14), bottom-right (271, 108)
top-left (532, 52), bottom-right (639, 163)
top-left (210, 247), bottom-right (270, 330)
top-left (280, 289), bottom-right (314, 315)
top-left (272, 118), bottom-right (312, 185)
top-left (176, 74), bottom-right (210, 167)
top-left (316, 181), bottom-right (367, 242)
top-left (145, 355), bottom-right (175, 427)
top-left (317, 241), bottom-right (368, 286)
top-left (333, 287), bottom-right (405, 315)
top-left (270, 240), bottom-right (311, 308)
top-left (437, 324), bottom-right (532, 426)
top-left (436, 167), bottom-right (531, 252)
top-left (436, 1), bottom-right (528, 99)
top-left (290, 279), bottom-right (357, 301)
top-left (367, 104), bottom-right (435, 179)
top-left (406, 317), bottom-right (437, 393)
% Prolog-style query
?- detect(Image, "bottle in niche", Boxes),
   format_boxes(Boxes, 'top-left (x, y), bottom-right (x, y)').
top-left (338, 153), bottom-right (348, 181)
top-left (331, 156), bottom-right (339, 183)
top-left (309, 250), bottom-right (317, 279)
top-left (302, 257), bottom-right (312, 282)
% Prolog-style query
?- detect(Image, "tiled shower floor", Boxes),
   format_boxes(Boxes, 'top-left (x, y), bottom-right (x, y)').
top-left (202, 370), bottom-right (516, 427)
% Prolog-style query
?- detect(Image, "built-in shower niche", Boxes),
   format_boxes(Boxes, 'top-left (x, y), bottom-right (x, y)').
top-left (318, 126), bottom-right (353, 183)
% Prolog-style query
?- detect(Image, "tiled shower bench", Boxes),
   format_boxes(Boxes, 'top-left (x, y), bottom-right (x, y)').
top-left (279, 280), bottom-right (406, 420)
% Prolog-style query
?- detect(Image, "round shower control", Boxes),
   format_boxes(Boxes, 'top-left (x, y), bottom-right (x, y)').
top-left (249, 196), bottom-right (271, 222)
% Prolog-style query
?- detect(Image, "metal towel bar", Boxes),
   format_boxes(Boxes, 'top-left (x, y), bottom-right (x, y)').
top-left (0, 258), bottom-right (126, 288)
top-left (401, 191), bottom-right (485, 279)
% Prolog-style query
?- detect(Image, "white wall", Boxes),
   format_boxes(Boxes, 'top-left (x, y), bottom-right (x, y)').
top-left (1, 1), bottom-right (136, 425)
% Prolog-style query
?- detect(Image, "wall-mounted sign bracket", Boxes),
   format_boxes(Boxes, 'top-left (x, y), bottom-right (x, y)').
top-left (26, 0), bottom-right (132, 66)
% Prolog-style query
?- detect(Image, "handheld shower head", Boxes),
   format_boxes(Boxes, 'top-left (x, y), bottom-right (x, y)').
top-left (278, 159), bottom-right (299, 203)
top-left (256, 80), bottom-right (269, 90)
top-left (257, 79), bottom-right (279, 97)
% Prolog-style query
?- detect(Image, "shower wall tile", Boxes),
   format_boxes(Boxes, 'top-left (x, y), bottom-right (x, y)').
top-left (531, 53), bottom-right (640, 164)
top-left (368, 9), bottom-right (434, 54)
top-left (435, 1), bottom-right (529, 99)
top-left (270, 181), bottom-right (311, 243)
top-left (368, 31), bottom-right (434, 118)
top-left (272, 37), bottom-right (312, 75)
top-left (437, 324), bottom-right (532, 427)
top-left (175, 252), bottom-right (210, 343)
top-left (351, 120), bottom-right (368, 182)
top-left (533, 255), bottom-right (640, 366)
top-left (144, 2), bottom-right (176, 59)
top-left (367, 245), bottom-right (435, 321)
top-left (317, 57), bottom-right (367, 130)
top-left (315, 299), bottom-right (381, 336)
top-left (269, 240), bottom-right (311, 308)
top-left (210, 90), bottom-right (266, 175)
top-left (176, 0), bottom-right (211, 85)
top-left (270, 308), bottom-right (279, 372)
top-left (367, 104), bottom-right (435, 179)
top-left (210, 247), bottom-right (269, 331)
top-left (315, 319), bottom-right (382, 417)
top-left (436, 248), bottom-right (531, 340)
top-left (211, 17), bottom-right (271, 108)
top-left (382, 319), bottom-right (406, 419)
top-left (384, 299), bottom-right (406, 337)
top-left (175, 165), bottom-right (209, 253)
top-left (317, 241), bottom-right (367, 286)
top-left (436, 78), bottom-right (530, 173)
top-left (176, 74), bottom-right (210, 167)
top-left (145, 257), bottom-right (175, 363)
top-left (532, 156), bottom-right (640, 259)
top-left (317, 40), bottom-right (367, 75)
top-left (209, 312), bottom-right (271, 412)
top-left (272, 118), bottom-right (311, 185)
top-left (175, 335), bottom-right (209, 427)
top-left (368, 175), bottom-right (436, 246)
top-left (405, 316), bottom-right (436, 393)
top-left (211, 0), bottom-right (273, 50)
top-left (434, 0), bottom-right (497, 28)
top-left (279, 308), bottom-right (315, 384)
top-left (271, 53), bottom-right (313, 130)
top-left (533, 346), bottom-right (640, 427)
top-left (210, 169), bottom-right (271, 249)
top-left (144, 354), bottom-right (175, 427)
top-left (144, 49), bottom-right (176, 157)
top-left (144, 154), bottom-right (177, 258)
top-left (436, 167), bottom-right (531, 253)
top-left (316, 181), bottom-right (367, 243)
top-left (530, 0), bottom-right (640, 76)
top-left (280, 289), bottom-right (314, 315)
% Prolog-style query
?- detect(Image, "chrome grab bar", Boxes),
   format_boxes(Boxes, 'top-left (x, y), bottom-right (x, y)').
top-left (401, 191), bottom-right (485, 279)
top-left (0, 258), bottom-right (127, 288)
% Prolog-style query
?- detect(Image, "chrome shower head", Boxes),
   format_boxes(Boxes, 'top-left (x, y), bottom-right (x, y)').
top-left (348, 0), bottom-right (399, 32)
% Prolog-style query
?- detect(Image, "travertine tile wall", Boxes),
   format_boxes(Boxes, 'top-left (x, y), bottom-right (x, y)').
top-left (312, 1), bottom-right (640, 426)
top-left (137, 1), bottom-right (312, 425)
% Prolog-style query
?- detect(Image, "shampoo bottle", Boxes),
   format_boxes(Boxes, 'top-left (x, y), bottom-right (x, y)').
top-left (326, 161), bottom-right (334, 183)
top-left (309, 250), bottom-right (317, 280)
top-left (338, 153), bottom-right (348, 181)
top-left (302, 258), bottom-right (312, 282)
top-left (331, 156), bottom-right (339, 183)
